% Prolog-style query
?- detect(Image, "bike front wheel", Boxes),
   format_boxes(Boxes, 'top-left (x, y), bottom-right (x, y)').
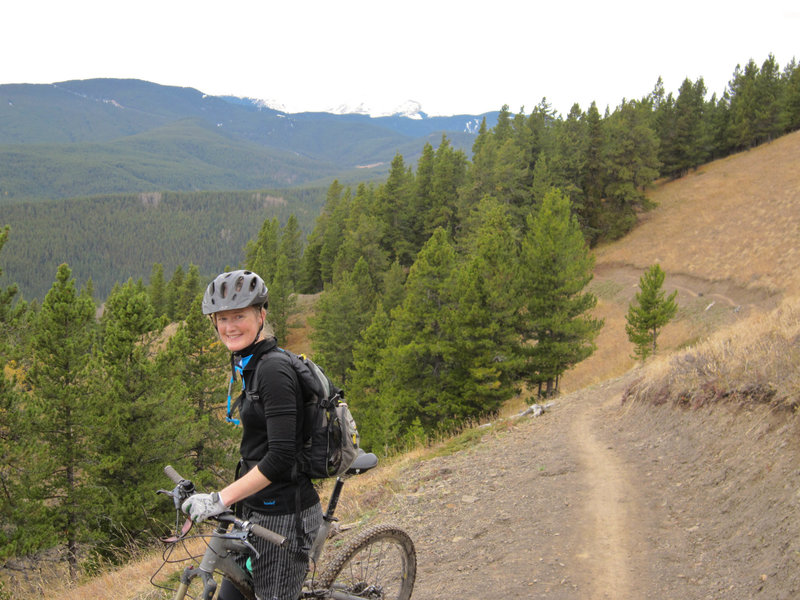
top-left (317, 524), bottom-right (416, 600)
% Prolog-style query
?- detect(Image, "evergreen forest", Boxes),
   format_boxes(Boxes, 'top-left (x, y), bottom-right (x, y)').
top-left (0, 187), bottom-right (327, 300)
top-left (1, 53), bottom-right (799, 581)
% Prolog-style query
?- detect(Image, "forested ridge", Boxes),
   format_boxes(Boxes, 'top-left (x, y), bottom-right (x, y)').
top-left (0, 187), bottom-right (326, 300)
top-left (1, 53), bottom-right (799, 590)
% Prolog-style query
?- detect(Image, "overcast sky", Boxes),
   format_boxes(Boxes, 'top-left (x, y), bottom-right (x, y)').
top-left (3, 0), bottom-right (799, 117)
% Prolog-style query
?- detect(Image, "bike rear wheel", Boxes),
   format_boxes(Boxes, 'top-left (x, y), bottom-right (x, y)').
top-left (317, 524), bottom-right (416, 600)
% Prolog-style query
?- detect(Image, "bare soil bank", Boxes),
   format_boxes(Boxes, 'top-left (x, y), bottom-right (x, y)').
top-left (365, 372), bottom-right (800, 599)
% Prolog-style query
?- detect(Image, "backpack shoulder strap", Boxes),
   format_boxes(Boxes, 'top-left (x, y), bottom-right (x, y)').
top-left (226, 348), bottom-right (281, 422)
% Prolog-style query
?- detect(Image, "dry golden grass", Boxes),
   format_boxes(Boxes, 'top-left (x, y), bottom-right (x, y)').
top-left (31, 536), bottom-right (221, 600)
top-left (623, 296), bottom-right (800, 410)
top-left (284, 292), bottom-right (320, 356)
top-left (562, 130), bottom-right (800, 393)
top-left (594, 129), bottom-right (800, 296)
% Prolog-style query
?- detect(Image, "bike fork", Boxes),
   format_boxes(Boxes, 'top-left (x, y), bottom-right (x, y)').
top-left (174, 565), bottom-right (217, 600)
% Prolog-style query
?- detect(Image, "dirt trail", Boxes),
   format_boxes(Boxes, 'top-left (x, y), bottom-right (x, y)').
top-left (368, 371), bottom-right (800, 599)
top-left (572, 394), bottom-right (636, 599)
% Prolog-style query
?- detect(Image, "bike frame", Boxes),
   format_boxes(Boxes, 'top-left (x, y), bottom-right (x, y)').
top-left (173, 518), bottom-right (255, 599)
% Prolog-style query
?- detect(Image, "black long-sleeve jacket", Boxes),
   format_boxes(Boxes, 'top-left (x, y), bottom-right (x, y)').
top-left (235, 337), bottom-right (319, 514)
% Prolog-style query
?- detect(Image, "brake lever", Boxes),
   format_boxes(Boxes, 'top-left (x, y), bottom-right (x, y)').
top-left (240, 535), bottom-right (261, 560)
top-left (215, 516), bottom-right (262, 560)
top-left (161, 517), bottom-right (194, 543)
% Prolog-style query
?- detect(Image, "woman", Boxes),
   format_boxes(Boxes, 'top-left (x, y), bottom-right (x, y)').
top-left (182, 269), bottom-right (322, 600)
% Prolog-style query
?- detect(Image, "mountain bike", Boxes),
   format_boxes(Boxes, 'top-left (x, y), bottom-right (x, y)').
top-left (152, 451), bottom-right (416, 600)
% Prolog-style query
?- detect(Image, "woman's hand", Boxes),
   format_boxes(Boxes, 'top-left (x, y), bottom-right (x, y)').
top-left (181, 492), bottom-right (228, 522)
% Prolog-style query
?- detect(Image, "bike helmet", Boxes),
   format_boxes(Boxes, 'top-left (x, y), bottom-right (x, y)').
top-left (202, 270), bottom-right (269, 315)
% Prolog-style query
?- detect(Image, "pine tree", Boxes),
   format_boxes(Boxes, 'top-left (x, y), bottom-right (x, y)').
top-left (331, 211), bottom-right (388, 284)
top-left (728, 59), bottom-right (760, 149)
top-left (550, 103), bottom-right (589, 229)
top-left (0, 227), bottom-right (31, 561)
top-left (165, 265), bottom-right (185, 321)
top-left (376, 154), bottom-right (415, 265)
top-left (298, 182), bottom-right (346, 294)
top-left (380, 260), bottom-right (407, 315)
top-left (267, 254), bottom-right (296, 344)
top-left (530, 151), bottom-right (555, 207)
top-left (309, 257), bottom-right (375, 383)
top-left (0, 226), bottom-right (26, 362)
top-left (25, 264), bottom-right (96, 579)
top-left (625, 264), bottom-right (678, 362)
top-left (601, 100), bottom-right (660, 239)
top-left (707, 90), bottom-right (733, 158)
top-left (374, 228), bottom-right (460, 438)
top-left (429, 136), bottom-right (467, 237)
top-left (90, 280), bottom-right (183, 552)
top-left (493, 109), bottom-right (534, 226)
top-left (464, 117), bottom-right (498, 212)
top-left (664, 77), bottom-right (710, 178)
top-left (298, 227), bottom-right (324, 294)
top-left (148, 263), bottom-right (167, 318)
top-left (517, 189), bottom-right (603, 397)
top-left (457, 196), bottom-right (521, 358)
top-left (245, 217), bottom-right (280, 280)
top-left (278, 214), bottom-right (304, 291)
top-left (493, 104), bottom-right (514, 143)
top-left (582, 102), bottom-right (605, 243)
top-left (780, 58), bottom-right (800, 132)
top-left (655, 90), bottom-right (679, 176)
top-left (346, 302), bottom-right (392, 451)
top-left (0, 346), bottom-right (25, 561)
top-left (318, 184), bottom-right (351, 283)
top-left (443, 254), bottom-right (518, 420)
top-left (412, 142), bottom-right (435, 252)
top-left (177, 264), bottom-right (202, 317)
top-left (158, 296), bottom-right (235, 489)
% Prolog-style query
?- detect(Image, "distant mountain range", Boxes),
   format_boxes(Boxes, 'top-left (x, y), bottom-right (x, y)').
top-left (0, 79), bottom-right (499, 200)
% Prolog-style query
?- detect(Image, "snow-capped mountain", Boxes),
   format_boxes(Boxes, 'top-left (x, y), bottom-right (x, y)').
top-left (216, 92), bottom-right (498, 135)
top-left (251, 97), bottom-right (287, 113)
top-left (327, 99), bottom-right (427, 120)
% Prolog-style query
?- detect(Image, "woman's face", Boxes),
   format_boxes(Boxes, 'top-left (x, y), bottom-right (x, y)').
top-left (214, 307), bottom-right (263, 352)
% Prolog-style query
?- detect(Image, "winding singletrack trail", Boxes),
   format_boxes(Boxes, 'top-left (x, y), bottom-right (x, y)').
top-left (379, 368), bottom-right (800, 599)
top-left (382, 373), bottom-right (679, 599)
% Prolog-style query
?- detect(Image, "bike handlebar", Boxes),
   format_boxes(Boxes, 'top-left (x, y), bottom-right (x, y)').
top-left (247, 522), bottom-right (287, 547)
top-left (163, 465), bottom-right (286, 547)
top-left (164, 464), bottom-right (184, 485)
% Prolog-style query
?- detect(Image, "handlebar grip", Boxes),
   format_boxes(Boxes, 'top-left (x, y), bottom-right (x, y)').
top-left (164, 465), bottom-right (184, 484)
top-left (250, 523), bottom-right (287, 547)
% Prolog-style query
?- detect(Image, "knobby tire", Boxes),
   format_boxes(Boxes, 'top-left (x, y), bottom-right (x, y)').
top-left (317, 524), bottom-right (416, 600)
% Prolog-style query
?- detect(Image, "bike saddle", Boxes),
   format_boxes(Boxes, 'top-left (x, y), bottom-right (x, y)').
top-left (347, 450), bottom-right (378, 474)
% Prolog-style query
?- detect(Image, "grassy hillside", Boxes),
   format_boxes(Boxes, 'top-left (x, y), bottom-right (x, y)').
top-left (562, 129), bottom-right (800, 394)
top-left (596, 129), bottom-right (800, 295)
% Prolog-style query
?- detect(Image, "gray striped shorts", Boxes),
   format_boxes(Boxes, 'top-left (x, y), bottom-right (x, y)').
top-left (241, 503), bottom-right (323, 600)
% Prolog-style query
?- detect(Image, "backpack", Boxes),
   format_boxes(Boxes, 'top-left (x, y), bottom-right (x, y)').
top-left (235, 347), bottom-right (360, 479)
